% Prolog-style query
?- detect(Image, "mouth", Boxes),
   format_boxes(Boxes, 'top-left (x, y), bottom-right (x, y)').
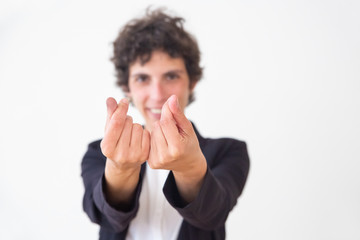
top-left (149, 108), bottom-right (162, 114)
top-left (146, 107), bottom-right (162, 120)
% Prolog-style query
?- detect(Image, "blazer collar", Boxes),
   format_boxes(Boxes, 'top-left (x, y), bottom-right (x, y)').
top-left (191, 121), bottom-right (205, 148)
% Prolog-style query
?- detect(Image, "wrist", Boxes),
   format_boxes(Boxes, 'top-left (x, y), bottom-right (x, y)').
top-left (173, 154), bottom-right (207, 184)
top-left (105, 158), bottom-right (141, 177)
top-left (104, 159), bottom-right (141, 207)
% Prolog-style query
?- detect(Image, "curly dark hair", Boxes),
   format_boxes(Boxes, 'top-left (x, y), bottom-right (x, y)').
top-left (111, 8), bottom-right (203, 104)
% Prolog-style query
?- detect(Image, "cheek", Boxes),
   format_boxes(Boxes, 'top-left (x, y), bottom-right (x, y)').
top-left (128, 86), bottom-right (145, 101)
top-left (177, 87), bottom-right (191, 108)
top-left (127, 91), bottom-right (141, 109)
top-left (176, 80), bottom-right (190, 95)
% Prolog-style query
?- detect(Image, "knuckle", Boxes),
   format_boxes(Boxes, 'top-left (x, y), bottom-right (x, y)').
top-left (180, 137), bottom-right (187, 143)
top-left (142, 148), bottom-right (150, 160)
top-left (158, 153), bottom-right (168, 165)
top-left (117, 149), bottom-right (128, 162)
top-left (100, 140), bottom-right (105, 150)
top-left (101, 148), bottom-right (110, 158)
top-left (141, 151), bottom-right (149, 161)
top-left (128, 150), bottom-right (139, 162)
top-left (130, 146), bottom-right (148, 163)
top-left (125, 115), bottom-right (133, 124)
top-left (100, 142), bottom-right (111, 157)
top-left (111, 113), bottom-right (125, 126)
top-left (132, 123), bottom-right (143, 133)
top-left (112, 117), bottom-right (123, 126)
top-left (160, 119), bottom-right (169, 127)
top-left (153, 121), bottom-right (161, 129)
top-left (148, 160), bottom-right (157, 169)
top-left (169, 147), bottom-right (181, 159)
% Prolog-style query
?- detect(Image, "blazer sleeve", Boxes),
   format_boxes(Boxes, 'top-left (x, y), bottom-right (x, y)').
top-left (81, 140), bottom-right (144, 233)
top-left (163, 138), bottom-right (250, 230)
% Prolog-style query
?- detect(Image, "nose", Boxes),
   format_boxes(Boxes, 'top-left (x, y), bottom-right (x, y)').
top-left (149, 80), bottom-right (168, 103)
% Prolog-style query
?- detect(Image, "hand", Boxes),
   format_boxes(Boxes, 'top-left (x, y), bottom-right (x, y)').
top-left (100, 97), bottom-right (150, 206)
top-left (101, 97), bottom-right (150, 172)
top-left (148, 95), bottom-right (207, 202)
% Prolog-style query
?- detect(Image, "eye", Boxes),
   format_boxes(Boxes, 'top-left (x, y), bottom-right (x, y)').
top-left (165, 72), bottom-right (179, 81)
top-left (135, 74), bottom-right (148, 83)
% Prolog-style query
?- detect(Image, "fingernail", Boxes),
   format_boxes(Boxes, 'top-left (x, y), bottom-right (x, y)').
top-left (121, 98), bottom-right (129, 104)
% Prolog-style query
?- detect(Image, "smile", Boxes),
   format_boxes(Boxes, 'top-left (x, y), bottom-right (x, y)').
top-left (149, 108), bottom-right (162, 114)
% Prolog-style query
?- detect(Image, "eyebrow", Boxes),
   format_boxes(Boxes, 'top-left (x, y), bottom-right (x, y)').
top-left (163, 69), bottom-right (185, 75)
top-left (130, 72), bottom-right (149, 78)
top-left (130, 69), bottom-right (186, 78)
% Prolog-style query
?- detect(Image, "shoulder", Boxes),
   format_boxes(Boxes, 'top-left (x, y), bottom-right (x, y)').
top-left (192, 124), bottom-right (250, 202)
top-left (202, 136), bottom-right (247, 151)
top-left (192, 122), bottom-right (247, 153)
top-left (82, 139), bottom-right (106, 163)
top-left (87, 139), bottom-right (102, 151)
top-left (201, 137), bottom-right (249, 165)
top-left (192, 123), bottom-right (249, 167)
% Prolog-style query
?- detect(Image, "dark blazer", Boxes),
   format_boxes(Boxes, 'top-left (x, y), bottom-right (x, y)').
top-left (81, 124), bottom-right (250, 240)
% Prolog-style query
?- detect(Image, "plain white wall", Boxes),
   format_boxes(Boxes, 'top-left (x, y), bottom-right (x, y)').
top-left (1, 0), bottom-right (359, 239)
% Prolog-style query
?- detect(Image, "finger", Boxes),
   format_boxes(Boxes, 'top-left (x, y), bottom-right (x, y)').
top-left (160, 97), bottom-right (176, 123)
top-left (130, 123), bottom-right (143, 148)
top-left (105, 97), bottom-right (118, 130)
top-left (160, 101), bottom-right (181, 146)
top-left (118, 115), bottom-right (133, 147)
top-left (113, 98), bottom-right (130, 122)
top-left (152, 121), bottom-right (168, 147)
top-left (141, 129), bottom-right (150, 160)
top-left (167, 95), bottom-right (193, 134)
top-left (149, 121), bottom-right (168, 168)
top-left (105, 98), bottom-right (129, 132)
top-left (101, 99), bottom-right (130, 156)
top-left (148, 126), bottom-right (157, 168)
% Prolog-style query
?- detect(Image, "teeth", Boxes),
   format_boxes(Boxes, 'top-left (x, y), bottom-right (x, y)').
top-left (150, 108), bottom-right (161, 114)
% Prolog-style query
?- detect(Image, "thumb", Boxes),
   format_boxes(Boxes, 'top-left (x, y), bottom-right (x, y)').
top-left (167, 95), bottom-right (192, 132)
top-left (160, 97), bottom-right (175, 123)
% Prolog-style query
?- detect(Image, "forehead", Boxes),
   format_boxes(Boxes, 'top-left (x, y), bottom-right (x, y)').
top-left (129, 50), bottom-right (186, 74)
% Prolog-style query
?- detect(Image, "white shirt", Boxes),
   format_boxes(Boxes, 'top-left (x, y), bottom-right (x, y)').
top-left (126, 163), bottom-right (183, 240)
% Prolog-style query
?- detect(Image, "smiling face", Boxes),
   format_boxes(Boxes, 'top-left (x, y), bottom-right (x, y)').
top-left (128, 50), bottom-right (196, 131)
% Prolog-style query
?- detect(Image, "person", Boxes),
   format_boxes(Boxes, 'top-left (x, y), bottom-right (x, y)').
top-left (81, 8), bottom-right (250, 240)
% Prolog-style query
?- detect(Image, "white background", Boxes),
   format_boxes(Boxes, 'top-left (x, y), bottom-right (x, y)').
top-left (1, 0), bottom-right (359, 239)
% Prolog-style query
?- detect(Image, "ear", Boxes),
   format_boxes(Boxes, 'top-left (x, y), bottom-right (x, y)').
top-left (190, 80), bottom-right (198, 92)
top-left (124, 91), bottom-right (133, 106)
top-left (125, 89), bottom-right (132, 98)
